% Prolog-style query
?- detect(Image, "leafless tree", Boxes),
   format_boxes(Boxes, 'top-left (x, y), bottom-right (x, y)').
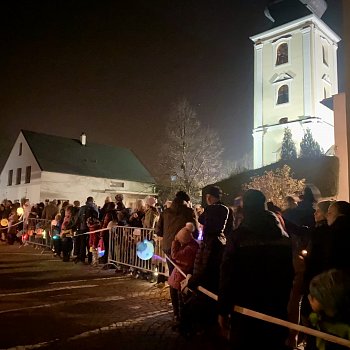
top-left (157, 99), bottom-right (224, 203)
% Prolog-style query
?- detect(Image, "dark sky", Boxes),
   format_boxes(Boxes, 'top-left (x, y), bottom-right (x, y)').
top-left (0, 0), bottom-right (344, 174)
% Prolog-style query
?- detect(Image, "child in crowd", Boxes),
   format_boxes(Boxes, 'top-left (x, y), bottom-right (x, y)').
top-left (167, 223), bottom-right (199, 335)
top-left (87, 216), bottom-right (101, 267)
top-left (307, 269), bottom-right (350, 350)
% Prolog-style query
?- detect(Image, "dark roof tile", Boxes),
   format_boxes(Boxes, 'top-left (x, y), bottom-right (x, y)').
top-left (22, 130), bottom-right (155, 183)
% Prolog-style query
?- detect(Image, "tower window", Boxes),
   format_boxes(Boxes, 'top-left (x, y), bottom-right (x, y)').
top-left (19, 142), bottom-right (22, 156)
top-left (277, 85), bottom-right (289, 104)
top-left (322, 45), bottom-right (328, 66)
top-left (276, 43), bottom-right (288, 66)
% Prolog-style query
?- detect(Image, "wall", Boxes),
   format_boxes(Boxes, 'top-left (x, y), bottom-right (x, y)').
top-left (0, 132), bottom-right (42, 203)
top-left (40, 172), bottom-right (156, 208)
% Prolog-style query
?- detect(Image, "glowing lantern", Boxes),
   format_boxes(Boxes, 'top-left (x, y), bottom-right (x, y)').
top-left (17, 207), bottom-right (24, 216)
top-left (98, 247), bottom-right (105, 257)
top-left (136, 240), bottom-right (154, 260)
top-left (1, 218), bottom-right (8, 227)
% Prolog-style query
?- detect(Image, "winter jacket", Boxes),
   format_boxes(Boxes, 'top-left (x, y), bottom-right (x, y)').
top-left (168, 239), bottom-right (199, 290)
top-left (155, 205), bottom-right (197, 252)
top-left (218, 209), bottom-right (294, 349)
top-left (188, 202), bottom-right (233, 293)
top-left (77, 203), bottom-right (99, 231)
top-left (143, 207), bottom-right (159, 229)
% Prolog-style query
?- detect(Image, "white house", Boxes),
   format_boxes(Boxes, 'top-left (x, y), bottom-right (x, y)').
top-left (0, 130), bottom-right (157, 208)
top-left (251, 12), bottom-right (341, 168)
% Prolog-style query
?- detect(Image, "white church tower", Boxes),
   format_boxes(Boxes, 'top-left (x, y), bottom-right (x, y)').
top-left (251, 5), bottom-right (341, 169)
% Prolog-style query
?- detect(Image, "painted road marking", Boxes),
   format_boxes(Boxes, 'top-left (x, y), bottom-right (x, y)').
top-left (49, 276), bottom-right (129, 284)
top-left (0, 284), bottom-right (98, 297)
top-left (0, 295), bottom-right (125, 314)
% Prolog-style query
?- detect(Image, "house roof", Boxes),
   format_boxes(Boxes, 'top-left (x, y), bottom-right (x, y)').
top-left (22, 130), bottom-right (155, 183)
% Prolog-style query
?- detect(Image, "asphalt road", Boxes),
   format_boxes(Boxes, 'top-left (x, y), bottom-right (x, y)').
top-left (0, 243), bottom-right (224, 350)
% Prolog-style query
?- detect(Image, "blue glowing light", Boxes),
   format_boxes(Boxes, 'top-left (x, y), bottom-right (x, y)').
top-left (136, 240), bottom-right (154, 260)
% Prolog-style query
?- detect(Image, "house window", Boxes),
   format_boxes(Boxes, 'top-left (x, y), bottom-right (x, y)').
top-left (8, 170), bottom-right (13, 186)
top-left (25, 166), bottom-right (31, 184)
top-left (16, 168), bottom-right (22, 185)
top-left (19, 142), bottom-right (23, 156)
top-left (276, 43), bottom-right (288, 66)
top-left (277, 85), bottom-right (289, 104)
top-left (322, 45), bottom-right (328, 66)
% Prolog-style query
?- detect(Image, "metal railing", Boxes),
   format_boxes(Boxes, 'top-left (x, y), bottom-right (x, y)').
top-left (22, 218), bottom-right (54, 250)
top-left (108, 226), bottom-right (168, 276)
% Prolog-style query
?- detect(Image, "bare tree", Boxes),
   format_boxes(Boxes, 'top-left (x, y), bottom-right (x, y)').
top-left (222, 151), bottom-right (253, 178)
top-left (158, 99), bottom-right (224, 203)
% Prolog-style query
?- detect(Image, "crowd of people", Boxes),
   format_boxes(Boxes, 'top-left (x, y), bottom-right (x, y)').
top-left (1, 186), bottom-right (350, 350)
top-left (154, 186), bottom-right (350, 350)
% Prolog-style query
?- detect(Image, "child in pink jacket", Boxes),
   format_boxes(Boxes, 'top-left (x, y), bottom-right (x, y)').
top-left (168, 223), bottom-right (199, 335)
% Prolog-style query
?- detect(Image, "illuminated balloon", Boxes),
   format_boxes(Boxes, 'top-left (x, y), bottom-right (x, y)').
top-left (1, 218), bottom-right (8, 227)
top-left (136, 240), bottom-right (154, 260)
top-left (17, 207), bottom-right (24, 216)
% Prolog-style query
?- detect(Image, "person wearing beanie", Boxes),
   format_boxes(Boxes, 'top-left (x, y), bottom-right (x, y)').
top-left (218, 188), bottom-right (293, 349)
top-left (167, 225), bottom-right (199, 334)
top-left (308, 269), bottom-right (350, 350)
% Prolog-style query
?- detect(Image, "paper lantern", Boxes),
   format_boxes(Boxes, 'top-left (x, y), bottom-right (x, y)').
top-left (1, 218), bottom-right (8, 227)
top-left (136, 240), bottom-right (154, 260)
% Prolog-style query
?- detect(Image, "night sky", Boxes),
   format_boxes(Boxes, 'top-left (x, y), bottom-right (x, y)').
top-left (0, 0), bottom-right (344, 175)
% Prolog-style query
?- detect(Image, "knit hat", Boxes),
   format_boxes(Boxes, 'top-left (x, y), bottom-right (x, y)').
top-left (176, 227), bottom-right (193, 244)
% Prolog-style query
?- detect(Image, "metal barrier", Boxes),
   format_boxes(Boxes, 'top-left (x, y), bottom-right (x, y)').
top-left (22, 218), bottom-right (53, 250)
top-left (108, 226), bottom-right (168, 277)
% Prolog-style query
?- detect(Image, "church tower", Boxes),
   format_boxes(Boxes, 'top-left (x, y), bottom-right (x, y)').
top-left (251, 12), bottom-right (341, 168)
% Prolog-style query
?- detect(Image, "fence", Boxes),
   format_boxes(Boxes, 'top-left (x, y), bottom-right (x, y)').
top-left (20, 222), bottom-right (167, 278)
top-left (11, 222), bottom-right (350, 348)
top-left (108, 226), bottom-right (167, 277)
top-left (22, 218), bottom-right (54, 250)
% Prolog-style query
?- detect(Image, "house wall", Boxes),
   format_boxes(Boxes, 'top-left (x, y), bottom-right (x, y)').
top-left (0, 132), bottom-right (42, 203)
top-left (40, 172), bottom-right (156, 208)
top-left (333, 93), bottom-right (349, 201)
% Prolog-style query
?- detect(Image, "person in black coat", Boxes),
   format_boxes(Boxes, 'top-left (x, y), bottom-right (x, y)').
top-left (186, 186), bottom-right (234, 333)
top-left (218, 189), bottom-right (294, 350)
top-left (327, 201), bottom-right (350, 271)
